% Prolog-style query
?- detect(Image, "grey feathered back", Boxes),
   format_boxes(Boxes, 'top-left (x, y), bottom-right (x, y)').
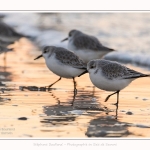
top-left (73, 31), bottom-right (114, 52)
top-left (97, 60), bottom-right (149, 79)
top-left (54, 47), bottom-right (87, 69)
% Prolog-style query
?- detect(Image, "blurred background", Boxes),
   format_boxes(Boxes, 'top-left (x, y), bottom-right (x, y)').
top-left (0, 12), bottom-right (150, 69)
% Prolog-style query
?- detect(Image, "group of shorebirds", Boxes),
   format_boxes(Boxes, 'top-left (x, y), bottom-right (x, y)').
top-left (34, 30), bottom-right (150, 107)
top-left (0, 20), bottom-right (149, 108)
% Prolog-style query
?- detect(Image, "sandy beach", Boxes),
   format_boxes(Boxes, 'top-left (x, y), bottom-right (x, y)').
top-left (0, 39), bottom-right (150, 138)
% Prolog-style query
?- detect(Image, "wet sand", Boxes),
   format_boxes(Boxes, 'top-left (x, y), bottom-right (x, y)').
top-left (0, 38), bottom-right (150, 138)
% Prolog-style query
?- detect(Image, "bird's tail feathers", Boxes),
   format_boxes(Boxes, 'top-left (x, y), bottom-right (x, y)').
top-left (123, 74), bottom-right (150, 79)
top-left (102, 46), bottom-right (116, 52)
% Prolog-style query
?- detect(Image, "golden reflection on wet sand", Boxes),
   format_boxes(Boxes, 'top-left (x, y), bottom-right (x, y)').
top-left (0, 38), bottom-right (150, 138)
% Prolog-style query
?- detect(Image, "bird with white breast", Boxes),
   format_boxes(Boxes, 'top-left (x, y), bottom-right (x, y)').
top-left (79, 59), bottom-right (150, 106)
top-left (61, 29), bottom-right (115, 64)
top-left (34, 46), bottom-right (87, 106)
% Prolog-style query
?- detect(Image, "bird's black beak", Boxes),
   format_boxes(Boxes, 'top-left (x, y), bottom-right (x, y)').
top-left (34, 54), bottom-right (43, 60)
top-left (78, 70), bottom-right (88, 77)
top-left (61, 37), bottom-right (68, 42)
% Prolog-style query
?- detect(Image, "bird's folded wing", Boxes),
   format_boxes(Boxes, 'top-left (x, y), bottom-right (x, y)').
top-left (55, 49), bottom-right (87, 69)
top-left (73, 35), bottom-right (103, 51)
top-left (122, 68), bottom-right (149, 79)
top-left (102, 63), bottom-right (149, 79)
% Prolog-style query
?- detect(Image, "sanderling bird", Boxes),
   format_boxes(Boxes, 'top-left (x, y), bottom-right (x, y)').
top-left (0, 45), bottom-right (13, 54)
top-left (0, 39), bottom-right (14, 61)
top-left (0, 39), bottom-right (14, 47)
top-left (0, 21), bottom-right (34, 42)
top-left (34, 46), bottom-right (87, 105)
top-left (79, 59), bottom-right (150, 106)
top-left (0, 44), bottom-right (13, 61)
top-left (61, 29), bottom-right (115, 63)
top-left (0, 45), bottom-right (13, 87)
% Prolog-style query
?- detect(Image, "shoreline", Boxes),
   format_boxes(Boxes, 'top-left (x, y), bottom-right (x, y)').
top-left (0, 39), bottom-right (150, 138)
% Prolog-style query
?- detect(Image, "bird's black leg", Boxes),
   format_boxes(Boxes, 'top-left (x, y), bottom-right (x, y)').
top-left (71, 77), bottom-right (77, 106)
top-left (105, 91), bottom-right (119, 102)
top-left (3, 52), bottom-right (6, 62)
top-left (47, 77), bottom-right (61, 89)
top-left (115, 102), bottom-right (119, 119)
top-left (105, 91), bottom-right (120, 119)
top-left (3, 52), bottom-right (7, 72)
top-left (114, 91), bottom-right (120, 106)
top-left (92, 86), bottom-right (95, 97)
top-left (114, 91), bottom-right (120, 119)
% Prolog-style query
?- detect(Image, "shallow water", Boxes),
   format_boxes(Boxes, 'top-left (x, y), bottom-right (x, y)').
top-left (0, 38), bottom-right (150, 138)
top-left (0, 13), bottom-right (150, 138)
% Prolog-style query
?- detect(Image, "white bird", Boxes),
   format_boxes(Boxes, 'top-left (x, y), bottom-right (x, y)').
top-left (34, 46), bottom-right (87, 105)
top-left (79, 59), bottom-right (150, 106)
top-left (61, 29), bottom-right (115, 64)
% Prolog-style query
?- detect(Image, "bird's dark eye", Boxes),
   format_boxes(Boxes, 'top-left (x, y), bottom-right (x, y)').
top-left (69, 30), bottom-right (74, 37)
top-left (91, 65), bottom-right (95, 69)
top-left (43, 46), bottom-right (49, 53)
top-left (44, 50), bottom-right (47, 53)
top-left (69, 32), bottom-right (72, 37)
